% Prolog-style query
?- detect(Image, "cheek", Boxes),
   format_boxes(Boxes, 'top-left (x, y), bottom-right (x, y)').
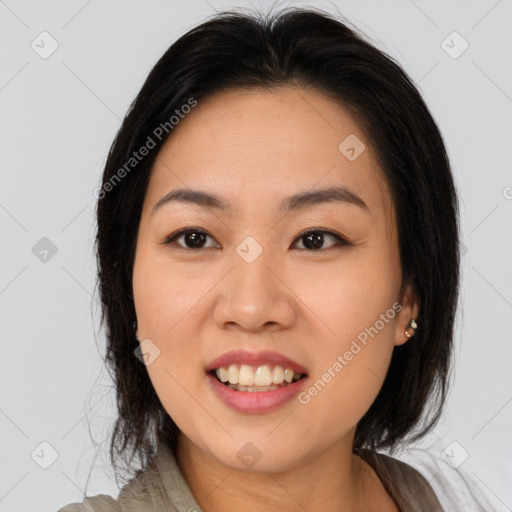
top-left (133, 255), bottom-right (207, 435)
top-left (143, 358), bottom-right (216, 450)
top-left (292, 251), bottom-right (399, 421)
top-left (293, 248), bottom-right (399, 345)
top-left (132, 242), bottom-right (216, 338)
top-left (132, 245), bottom-right (208, 407)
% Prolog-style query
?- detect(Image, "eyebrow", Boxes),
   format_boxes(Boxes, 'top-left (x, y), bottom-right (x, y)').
top-left (151, 186), bottom-right (369, 216)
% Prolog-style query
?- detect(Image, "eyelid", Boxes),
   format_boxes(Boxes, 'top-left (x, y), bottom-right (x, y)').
top-left (292, 228), bottom-right (349, 249)
top-left (160, 227), bottom-right (350, 250)
top-left (160, 227), bottom-right (218, 247)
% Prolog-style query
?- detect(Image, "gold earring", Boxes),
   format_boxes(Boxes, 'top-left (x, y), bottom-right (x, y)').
top-left (404, 318), bottom-right (417, 338)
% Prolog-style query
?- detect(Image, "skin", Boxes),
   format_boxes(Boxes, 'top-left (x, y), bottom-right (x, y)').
top-left (132, 86), bottom-right (419, 511)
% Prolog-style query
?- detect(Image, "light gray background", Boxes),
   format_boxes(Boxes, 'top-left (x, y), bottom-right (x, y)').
top-left (1, 0), bottom-right (511, 510)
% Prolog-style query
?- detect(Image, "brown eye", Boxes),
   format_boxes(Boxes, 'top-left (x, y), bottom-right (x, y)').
top-left (293, 230), bottom-right (348, 251)
top-left (163, 228), bottom-right (220, 250)
top-left (162, 228), bottom-right (348, 251)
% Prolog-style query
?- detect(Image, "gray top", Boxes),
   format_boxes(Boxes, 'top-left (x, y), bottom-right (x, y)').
top-left (57, 443), bottom-right (444, 512)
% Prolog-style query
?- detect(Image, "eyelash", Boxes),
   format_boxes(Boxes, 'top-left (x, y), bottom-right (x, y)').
top-left (160, 227), bottom-right (350, 252)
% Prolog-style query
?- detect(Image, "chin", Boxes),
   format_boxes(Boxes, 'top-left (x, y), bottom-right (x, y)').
top-left (201, 436), bottom-right (308, 474)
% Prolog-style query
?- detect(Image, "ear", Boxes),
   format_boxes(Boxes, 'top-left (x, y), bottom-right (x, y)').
top-left (394, 284), bottom-right (419, 347)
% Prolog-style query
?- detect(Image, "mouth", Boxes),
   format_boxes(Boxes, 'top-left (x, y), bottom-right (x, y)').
top-left (205, 350), bottom-right (309, 412)
top-left (209, 363), bottom-right (307, 392)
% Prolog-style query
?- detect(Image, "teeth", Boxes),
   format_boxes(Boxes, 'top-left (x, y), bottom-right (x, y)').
top-left (254, 365), bottom-right (273, 386)
top-left (272, 365), bottom-right (285, 384)
top-left (227, 364), bottom-right (239, 384)
top-left (229, 384), bottom-right (280, 392)
top-left (284, 368), bottom-right (294, 383)
top-left (217, 367), bottom-right (229, 383)
top-left (215, 364), bottom-right (304, 388)
top-left (239, 364), bottom-right (254, 386)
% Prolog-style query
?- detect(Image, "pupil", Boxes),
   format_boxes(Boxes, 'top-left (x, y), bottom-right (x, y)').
top-left (186, 232), bottom-right (206, 248)
top-left (304, 231), bottom-right (323, 250)
top-left (183, 231), bottom-right (325, 250)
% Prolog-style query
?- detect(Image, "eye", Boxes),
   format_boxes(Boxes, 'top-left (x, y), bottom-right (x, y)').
top-left (292, 229), bottom-right (349, 251)
top-left (161, 228), bottom-right (220, 250)
top-left (161, 228), bottom-right (349, 251)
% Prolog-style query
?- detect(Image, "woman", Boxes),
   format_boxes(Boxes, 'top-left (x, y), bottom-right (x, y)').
top-left (58, 6), bottom-right (495, 511)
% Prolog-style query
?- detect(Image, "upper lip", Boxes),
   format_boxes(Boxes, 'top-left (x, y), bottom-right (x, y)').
top-left (206, 350), bottom-right (309, 375)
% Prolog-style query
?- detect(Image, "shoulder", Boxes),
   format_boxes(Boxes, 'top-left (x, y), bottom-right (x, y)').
top-left (56, 481), bottom-right (162, 512)
top-left (55, 465), bottom-right (161, 512)
top-left (387, 446), bottom-right (509, 512)
top-left (56, 494), bottom-right (121, 512)
top-left (357, 447), bottom-right (445, 511)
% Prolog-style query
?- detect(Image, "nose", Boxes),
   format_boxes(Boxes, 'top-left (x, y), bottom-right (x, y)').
top-left (212, 244), bottom-right (298, 333)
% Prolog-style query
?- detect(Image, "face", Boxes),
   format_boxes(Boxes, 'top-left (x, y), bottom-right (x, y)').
top-left (132, 87), bottom-right (417, 473)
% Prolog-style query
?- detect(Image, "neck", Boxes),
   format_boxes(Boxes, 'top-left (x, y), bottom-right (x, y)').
top-left (175, 432), bottom-right (373, 512)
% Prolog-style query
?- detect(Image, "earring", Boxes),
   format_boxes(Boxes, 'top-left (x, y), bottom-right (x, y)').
top-left (133, 320), bottom-right (139, 341)
top-left (404, 318), bottom-right (417, 338)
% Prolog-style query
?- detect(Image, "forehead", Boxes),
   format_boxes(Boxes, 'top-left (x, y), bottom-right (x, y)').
top-left (145, 87), bottom-right (392, 219)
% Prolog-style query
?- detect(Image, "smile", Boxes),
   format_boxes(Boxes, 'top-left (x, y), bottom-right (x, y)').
top-left (205, 350), bottom-right (309, 413)
top-left (213, 364), bottom-right (304, 392)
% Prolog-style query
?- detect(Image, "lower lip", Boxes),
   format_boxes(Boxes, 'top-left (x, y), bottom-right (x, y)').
top-left (206, 373), bottom-right (307, 414)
